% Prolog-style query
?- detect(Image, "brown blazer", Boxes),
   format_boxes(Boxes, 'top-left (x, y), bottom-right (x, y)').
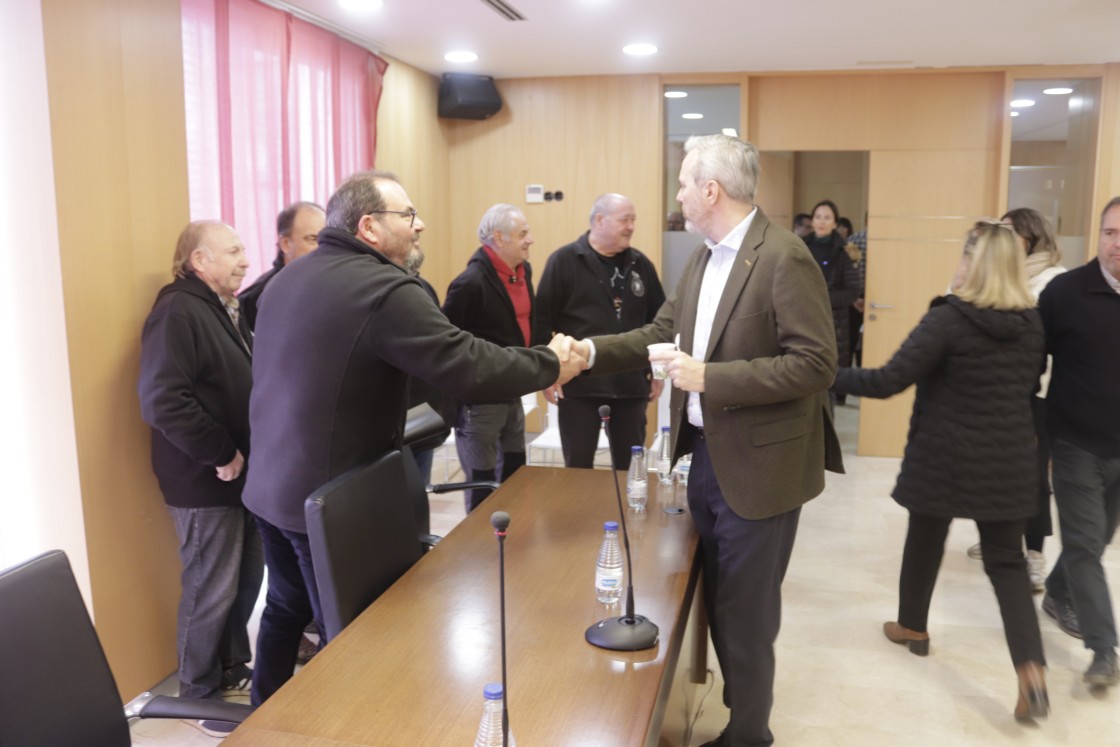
top-left (591, 208), bottom-right (843, 520)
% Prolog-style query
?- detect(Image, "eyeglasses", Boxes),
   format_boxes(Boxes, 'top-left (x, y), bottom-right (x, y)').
top-left (370, 209), bottom-right (418, 228)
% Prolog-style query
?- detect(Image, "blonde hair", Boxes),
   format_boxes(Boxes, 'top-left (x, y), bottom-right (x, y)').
top-left (955, 221), bottom-right (1035, 310)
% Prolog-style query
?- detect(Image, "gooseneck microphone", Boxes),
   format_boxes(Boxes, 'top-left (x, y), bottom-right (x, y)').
top-left (490, 511), bottom-right (512, 747)
top-left (585, 405), bottom-right (659, 650)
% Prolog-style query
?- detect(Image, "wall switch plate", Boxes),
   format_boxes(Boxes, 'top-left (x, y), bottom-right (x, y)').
top-left (525, 184), bottom-right (544, 203)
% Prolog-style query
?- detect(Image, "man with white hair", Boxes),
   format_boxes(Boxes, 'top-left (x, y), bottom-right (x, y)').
top-left (533, 193), bottom-right (666, 468)
top-left (443, 203), bottom-right (537, 512)
top-left (138, 221), bottom-right (264, 726)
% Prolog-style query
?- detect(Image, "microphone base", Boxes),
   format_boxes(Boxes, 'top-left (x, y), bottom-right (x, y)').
top-left (585, 614), bottom-right (659, 651)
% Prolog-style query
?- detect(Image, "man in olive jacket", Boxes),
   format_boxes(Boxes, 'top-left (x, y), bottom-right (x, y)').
top-left (564, 135), bottom-right (842, 747)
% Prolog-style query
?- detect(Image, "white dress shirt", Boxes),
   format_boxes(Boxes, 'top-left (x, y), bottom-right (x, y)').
top-left (687, 209), bottom-right (757, 428)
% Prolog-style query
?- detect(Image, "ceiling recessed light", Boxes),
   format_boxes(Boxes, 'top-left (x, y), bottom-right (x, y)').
top-left (622, 43), bottom-right (657, 56)
top-left (682, 113), bottom-right (703, 120)
top-left (1010, 99), bottom-right (1035, 108)
top-left (1010, 111), bottom-right (1020, 117)
top-left (339, 0), bottom-right (383, 11)
top-left (444, 51), bottom-right (478, 63)
top-left (722, 128), bottom-right (738, 137)
top-left (664, 91), bottom-right (688, 99)
top-left (1043, 87), bottom-right (1073, 95)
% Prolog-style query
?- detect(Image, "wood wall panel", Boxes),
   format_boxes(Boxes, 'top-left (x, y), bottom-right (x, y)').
top-left (443, 75), bottom-right (663, 286)
top-left (41, 0), bottom-right (189, 697)
top-left (375, 57), bottom-right (454, 300)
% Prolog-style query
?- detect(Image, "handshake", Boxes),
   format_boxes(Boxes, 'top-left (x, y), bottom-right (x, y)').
top-left (546, 334), bottom-right (591, 395)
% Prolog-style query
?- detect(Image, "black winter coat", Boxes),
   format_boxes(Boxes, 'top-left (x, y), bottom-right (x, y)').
top-left (834, 295), bottom-right (1044, 520)
top-left (805, 231), bottom-right (862, 365)
top-left (138, 274), bottom-right (253, 508)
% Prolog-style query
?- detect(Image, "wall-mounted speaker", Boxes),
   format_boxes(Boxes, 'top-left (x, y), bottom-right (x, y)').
top-left (438, 73), bottom-right (502, 120)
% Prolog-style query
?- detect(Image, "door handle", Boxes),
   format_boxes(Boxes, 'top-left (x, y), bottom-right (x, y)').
top-left (869, 302), bottom-right (895, 309)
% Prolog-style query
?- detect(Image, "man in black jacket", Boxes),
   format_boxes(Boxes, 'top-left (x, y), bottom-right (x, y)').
top-left (1040, 196), bottom-right (1120, 687)
top-left (533, 193), bottom-right (666, 468)
top-left (243, 175), bottom-right (584, 704)
top-left (238, 201), bottom-right (325, 330)
top-left (138, 221), bottom-right (264, 708)
top-left (443, 203), bottom-right (537, 511)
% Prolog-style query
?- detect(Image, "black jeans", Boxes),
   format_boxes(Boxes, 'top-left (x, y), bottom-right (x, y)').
top-left (899, 512), bottom-right (1044, 667)
top-left (251, 516), bottom-right (325, 705)
top-left (557, 395), bottom-right (647, 469)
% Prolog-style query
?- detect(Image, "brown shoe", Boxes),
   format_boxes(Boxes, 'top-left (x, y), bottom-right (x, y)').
top-left (1014, 661), bottom-right (1049, 721)
top-left (883, 621), bottom-right (930, 656)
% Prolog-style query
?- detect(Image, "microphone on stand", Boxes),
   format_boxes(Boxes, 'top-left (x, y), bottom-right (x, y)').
top-left (490, 511), bottom-right (512, 747)
top-left (585, 405), bottom-right (659, 651)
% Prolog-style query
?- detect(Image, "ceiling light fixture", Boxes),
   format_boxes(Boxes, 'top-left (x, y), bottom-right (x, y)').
top-left (1043, 87), bottom-right (1073, 95)
top-left (622, 43), bottom-right (657, 56)
top-left (1010, 99), bottom-right (1035, 108)
top-left (444, 51), bottom-right (479, 63)
top-left (1010, 111), bottom-right (1020, 117)
top-left (722, 128), bottom-right (738, 137)
top-left (339, 0), bottom-right (383, 11)
top-left (682, 113), bottom-right (703, 120)
top-left (663, 91), bottom-right (688, 99)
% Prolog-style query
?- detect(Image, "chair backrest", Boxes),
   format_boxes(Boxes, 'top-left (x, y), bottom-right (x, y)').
top-left (305, 450), bottom-right (423, 642)
top-left (0, 550), bottom-right (130, 747)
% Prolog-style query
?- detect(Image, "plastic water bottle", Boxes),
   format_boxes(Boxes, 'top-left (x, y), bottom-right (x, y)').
top-left (656, 426), bottom-right (673, 485)
top-left (675, 453), bottom-right (692, 487)
top-left (474, 683), bottom-right (515, 747)
top-left (595, 521), bottom-right (624, 603)
top-left (626, 445), bottom-right (647, 511)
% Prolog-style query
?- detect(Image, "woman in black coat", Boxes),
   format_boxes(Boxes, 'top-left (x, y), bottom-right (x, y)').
top-left (804, 199), bottom-right (862, 370)
top-left (834, 222), bottom-right (1049, 721)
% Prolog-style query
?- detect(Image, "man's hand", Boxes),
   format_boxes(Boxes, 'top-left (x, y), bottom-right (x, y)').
top-left (548, 333), bottom-right (587, 387)
top-left (649, 377), bottom-right (665, 401)
top-left (216, 450), bottom-right (245, 482)
top-left (653, 349), bottom-right (705, 393)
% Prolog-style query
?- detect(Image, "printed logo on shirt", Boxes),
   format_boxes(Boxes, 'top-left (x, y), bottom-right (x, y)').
top-left (630, 272), bottom-right (645, 297)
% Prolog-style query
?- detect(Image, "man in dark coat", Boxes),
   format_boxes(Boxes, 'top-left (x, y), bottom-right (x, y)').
top-left (242, 172), bottom-right (584, 704)
top-left (533, 193), bottom-right (666, 468)
top-left (562, 135), bottom-right (842, 747)
top-left (443, 203), bottom-right (537, 512)
top-left (138, 221), bottom-right (264, 705)
top-left (1040, 196), bottom-right (1120, 687)
top-left (237, 201), bottom-right (325, 331)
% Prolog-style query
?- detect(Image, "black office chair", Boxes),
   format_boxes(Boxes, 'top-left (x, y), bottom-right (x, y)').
top-left (0, 550), bottom-right (253, 747)
top-left (305, 450), bottom-right (432, 642)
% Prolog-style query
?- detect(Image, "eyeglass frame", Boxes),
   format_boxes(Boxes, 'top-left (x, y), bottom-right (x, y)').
top-left (369, 209), bottom-right (418, 228)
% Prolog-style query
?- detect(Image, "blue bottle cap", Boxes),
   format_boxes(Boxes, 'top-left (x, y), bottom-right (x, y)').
top-left (661, 425), bottom-right (670, 432)
top-left (631, 445), bottom-right (643, 453)
top-left (604, 521), bottom-right (619, 531)
top-left (483, 683), bottom-right (504, 700)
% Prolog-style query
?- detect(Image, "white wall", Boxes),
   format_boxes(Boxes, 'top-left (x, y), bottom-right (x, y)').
top-left (0, 0), bottom-right (90, 608)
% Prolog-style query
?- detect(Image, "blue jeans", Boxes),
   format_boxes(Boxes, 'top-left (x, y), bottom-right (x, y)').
top-left (167, 505), bottom-right (263, 700)
top-left (251, 515), bottom-right (325, 705)
top-left (1045, 438), bottom-right (1120, 653)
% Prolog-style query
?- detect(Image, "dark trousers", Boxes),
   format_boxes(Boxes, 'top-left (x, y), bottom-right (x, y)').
top-left (557, 396), bottom-right (647, 469)
top-left (898, 512), bottom-right (1044, 667)
top-left (1045, 438), bottom-right (1120, 653)
top-left (1024, 396), bottom-right (1053, 547)
top-left (688, 434), bottom-right (800, 747)
top-left (251, 515), bottom-right (326, 705)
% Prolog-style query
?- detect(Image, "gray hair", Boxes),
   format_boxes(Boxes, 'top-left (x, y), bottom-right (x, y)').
top-left (325, 170), bottom-right (400, 234)
top-left (172, 220), bottom-right (226, 278)
top-left (588, 193), bottom-right (630, 227)
top-left (682, 134), bottom-right (760, 203)
top-left (1102, 196), bottom-right (1120, 221)
top-left (478, 204), bottom-right (525, 246)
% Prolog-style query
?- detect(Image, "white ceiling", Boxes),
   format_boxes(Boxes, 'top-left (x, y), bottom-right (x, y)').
top-left (278, 0), bottom-right (1119, 80)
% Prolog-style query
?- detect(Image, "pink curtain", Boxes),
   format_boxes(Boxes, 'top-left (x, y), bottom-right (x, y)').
top-left (181, 0), bottom-right (389, 282)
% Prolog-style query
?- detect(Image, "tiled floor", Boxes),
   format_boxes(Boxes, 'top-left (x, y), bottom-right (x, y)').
top-left (131, 403), bottom-right (1120, 745)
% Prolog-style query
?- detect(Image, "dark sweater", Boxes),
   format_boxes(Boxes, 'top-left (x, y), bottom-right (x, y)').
top-left (138, 274), bottom-right (253, 508)
top-left (835, 295), bottom-right (1044, 520)
top-left (1038, 259), bottom-right (1120, 457)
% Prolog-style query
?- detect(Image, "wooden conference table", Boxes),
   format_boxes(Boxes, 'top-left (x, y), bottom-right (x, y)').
top-left (225, 466), bottom-right (701, 747)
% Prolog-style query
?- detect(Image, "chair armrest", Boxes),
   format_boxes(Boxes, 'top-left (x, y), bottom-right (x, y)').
top-left (428, 480), bottom-right (500, 495)
top-left (125, 692), bottom-right (255, 723)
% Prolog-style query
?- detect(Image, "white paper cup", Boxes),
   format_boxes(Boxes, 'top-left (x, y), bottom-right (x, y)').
top-left (647, 342), bottom-right (677, 380)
